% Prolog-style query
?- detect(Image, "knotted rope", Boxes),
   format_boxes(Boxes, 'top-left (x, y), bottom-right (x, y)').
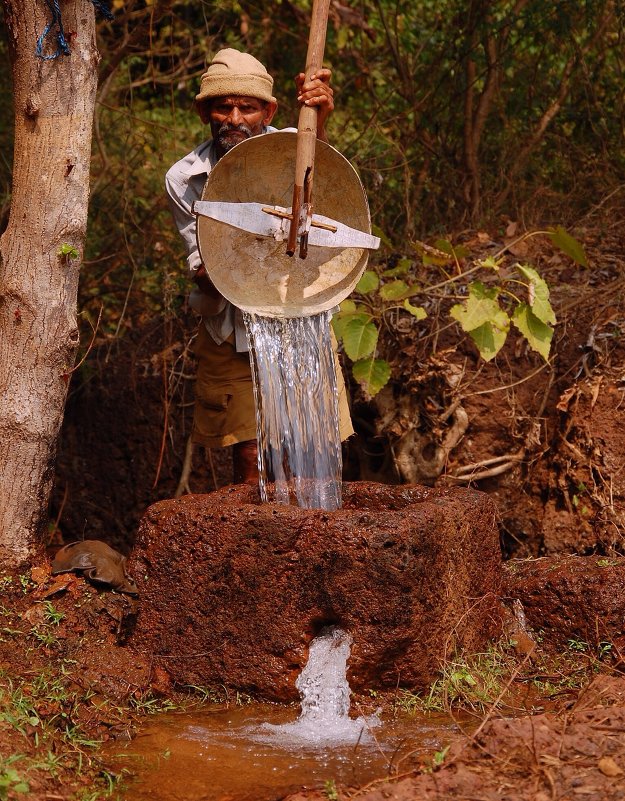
top-left (36, 0), bottom-right (114, 61)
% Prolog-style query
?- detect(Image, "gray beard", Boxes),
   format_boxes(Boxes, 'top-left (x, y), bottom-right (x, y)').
top-left (217, 122), bottom-right (254, 152)
top-left (216, 123), bottom-right (268, 152)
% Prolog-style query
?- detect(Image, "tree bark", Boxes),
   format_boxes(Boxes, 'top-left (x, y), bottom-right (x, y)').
top-left (0, 1), bottom-right (99, 568)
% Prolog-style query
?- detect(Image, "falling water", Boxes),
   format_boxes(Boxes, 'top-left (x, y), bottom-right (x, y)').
top-left (254, 627), bottom-right (380, 747)
top-left (244, 311), bottom-right (342, 511)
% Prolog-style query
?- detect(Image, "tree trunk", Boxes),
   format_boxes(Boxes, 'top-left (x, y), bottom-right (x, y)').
top-left (0, 1), bottom-right (99, 568)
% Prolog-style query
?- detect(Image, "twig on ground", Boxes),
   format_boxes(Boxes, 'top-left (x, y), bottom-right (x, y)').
top-left (174, 436), bottom-right (194, 498)
top-left (448, 450), bottom-right (525, 481)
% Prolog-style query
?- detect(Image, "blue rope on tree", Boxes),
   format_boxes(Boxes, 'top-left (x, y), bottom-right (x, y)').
top-left (36, 0), bottom-right (114, 61)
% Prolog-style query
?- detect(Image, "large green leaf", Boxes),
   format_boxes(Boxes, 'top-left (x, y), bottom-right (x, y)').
top-left (380, 279), bottom-right (412, 301)
top-left (516, 264), bottom-right (556, 325)
top-left (450, 281), bottom-right (510, 332)
top-left (331, 311), bottom-right (369, 342)
top-left (512, 303), bottom-right (553, 361)
top-left (355, 270), bottom-right (379, 294)
top-left (343, 317), bottom-right (379, 361)
top-left (352, 358), bottom-right (391, 398)
top-left (467, 321), bottom-right (508, 361)
top-left (403, 299), bottom-right (427, 319)
top-left (548, 226), bottom-right (588, 267)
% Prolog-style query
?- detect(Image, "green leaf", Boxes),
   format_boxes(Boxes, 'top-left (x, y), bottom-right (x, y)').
top-left (479, 256), bottom-right (501, 271)
top-left (331, 311), bottom-right (369, 342)
top-left (451, 282), bottom-right (510, 361)
top-left (450, 281), bottom-right (510, 332)
top-left (339, 299), bottom-right (357, 313)
top-left (403, 299), bottom-right (427, 319)
top-left (342, 317), bottom-right (379, 361)
top-left (516, 264), bottom-right (556, 325)
top-left (548, 226), bottom-right (588, 267)
top-left (355, 270), bottom-right (379, 294)
top-left (433, 238), bottom-right (454, 254)
top-left (371, 224), bottom-right (392, 249)
top-left (382, 257), bottom-right (412, 278)
top-left (352, 358), bottom-right (391, 397)
top-left (466, 321), bottom-right (508, 361)
top-left (433, 745), bottom-right (450, 767)
top-left (57, 243), bottom-right (79, 259)
top-left (512, 303), bottom-right (553, 361)
top-left (380, 279), bottom-right (412, 301)
top-left (336, 25), bottom-right (350, 50)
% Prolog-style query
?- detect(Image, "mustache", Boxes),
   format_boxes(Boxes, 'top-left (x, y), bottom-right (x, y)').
top-left (217, 122), bottom-right (254, 148)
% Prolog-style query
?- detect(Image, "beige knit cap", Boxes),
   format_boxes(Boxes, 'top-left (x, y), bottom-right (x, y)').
top-left (196, 48), bottom-right (276, 104)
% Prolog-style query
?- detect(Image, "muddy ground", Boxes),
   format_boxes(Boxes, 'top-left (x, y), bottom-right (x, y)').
top-left (1, 555), bottom-right (625, 801)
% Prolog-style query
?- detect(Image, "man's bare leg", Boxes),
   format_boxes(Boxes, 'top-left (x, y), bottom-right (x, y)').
top-left (232, 439), bottom-right (259, 484)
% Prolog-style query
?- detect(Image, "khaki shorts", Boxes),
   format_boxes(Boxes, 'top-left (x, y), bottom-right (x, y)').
top-left (192, 323), bottom-right (354, 448)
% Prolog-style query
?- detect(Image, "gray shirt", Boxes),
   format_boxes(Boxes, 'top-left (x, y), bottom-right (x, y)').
top-left (165, 127), bottom-right (290, 352)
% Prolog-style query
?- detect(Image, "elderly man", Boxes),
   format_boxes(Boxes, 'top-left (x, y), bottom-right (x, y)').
top-left (166, 49), bottom-right (353, 485)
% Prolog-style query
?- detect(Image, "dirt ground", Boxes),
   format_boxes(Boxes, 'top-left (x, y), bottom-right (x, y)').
top-left (1, 555), bottom-right (625, 801)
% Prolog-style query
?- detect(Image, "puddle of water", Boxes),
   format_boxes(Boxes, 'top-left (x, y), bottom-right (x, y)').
top-left (105, 703), bottom-right (462, 801)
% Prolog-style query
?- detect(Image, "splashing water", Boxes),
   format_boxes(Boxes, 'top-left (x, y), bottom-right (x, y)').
top-left (244, 311), bottom-right (342, 510)
top-left (253, 627), bottom-right (380, 747)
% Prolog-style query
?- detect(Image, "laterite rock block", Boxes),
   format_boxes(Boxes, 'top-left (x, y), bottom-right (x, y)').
top-left (127, 482), bottom-right (503, 701)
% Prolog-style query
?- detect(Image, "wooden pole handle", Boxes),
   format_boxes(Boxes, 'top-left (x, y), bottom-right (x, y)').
top-left (287, 0), bottom-right (331, 256)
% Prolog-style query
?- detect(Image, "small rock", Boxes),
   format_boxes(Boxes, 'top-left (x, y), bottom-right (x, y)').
top-left (30, 565), bottom-right (50, 586)
top-left (598, 756), bottom-right (623, 777)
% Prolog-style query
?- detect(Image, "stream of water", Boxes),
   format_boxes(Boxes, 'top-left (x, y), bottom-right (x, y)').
top-left (254, 627), bottom-right (380, 746)
top-left (244, 311), bottom-right (342, 511)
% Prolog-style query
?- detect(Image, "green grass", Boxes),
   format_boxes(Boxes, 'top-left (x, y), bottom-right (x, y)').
top-left (395, 645), bottom-right (516, 715)
top-left (0, 756), bottom-right (30, 800)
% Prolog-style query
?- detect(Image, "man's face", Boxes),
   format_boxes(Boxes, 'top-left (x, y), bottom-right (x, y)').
top-left (207, 96), bottom-right (277, 154)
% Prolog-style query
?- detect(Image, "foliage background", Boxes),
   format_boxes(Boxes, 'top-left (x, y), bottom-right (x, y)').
top-left (0, 0), bottom-right (623, 338)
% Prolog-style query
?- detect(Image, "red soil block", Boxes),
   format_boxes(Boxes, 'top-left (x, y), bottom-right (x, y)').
top-left (127, 482), bottom-right (503, 701)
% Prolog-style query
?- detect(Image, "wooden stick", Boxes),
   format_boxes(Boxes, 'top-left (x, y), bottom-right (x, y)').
top-left (286, 0), bottom-right (331, 257)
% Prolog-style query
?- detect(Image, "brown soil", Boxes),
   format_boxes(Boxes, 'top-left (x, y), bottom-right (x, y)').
top-left (348, 224), bottom-right (625, 558)
top-left (0, 567), bottom-right (154, 800)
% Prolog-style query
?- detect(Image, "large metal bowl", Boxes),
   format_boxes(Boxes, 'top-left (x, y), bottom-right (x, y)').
top-left (196, 130), bottom-right (372, 317)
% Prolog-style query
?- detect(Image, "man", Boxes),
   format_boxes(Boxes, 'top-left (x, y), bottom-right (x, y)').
top-left (166, 49), bottom-right (353, 485)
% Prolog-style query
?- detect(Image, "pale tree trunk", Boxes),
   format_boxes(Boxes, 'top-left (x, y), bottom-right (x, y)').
top-left (0, 1), bottom-right (99, 568)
